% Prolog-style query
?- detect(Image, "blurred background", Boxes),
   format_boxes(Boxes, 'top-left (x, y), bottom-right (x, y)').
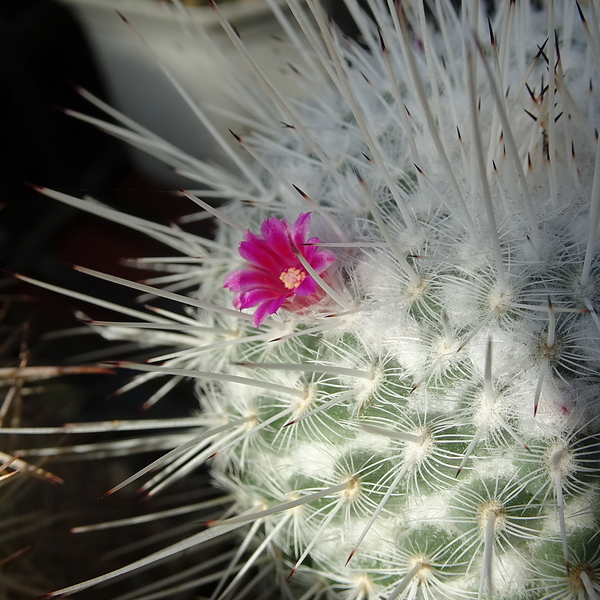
top-left (0, 1), bottom-right (224, 597)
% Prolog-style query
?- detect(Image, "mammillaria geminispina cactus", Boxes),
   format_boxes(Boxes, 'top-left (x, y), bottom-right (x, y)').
top-left (23, 0), bottom-right (600, 598)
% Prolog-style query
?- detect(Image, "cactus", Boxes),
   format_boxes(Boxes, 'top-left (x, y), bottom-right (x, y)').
top-left (27, 0), bottom-right (600, 598)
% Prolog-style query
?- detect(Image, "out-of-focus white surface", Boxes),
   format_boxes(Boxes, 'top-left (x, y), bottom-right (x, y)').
top-left (58, 0), bottom-right (305, 183)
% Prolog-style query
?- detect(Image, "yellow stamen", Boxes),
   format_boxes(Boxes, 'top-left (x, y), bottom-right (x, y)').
top-left (280, 267), bottom-right (307, 290)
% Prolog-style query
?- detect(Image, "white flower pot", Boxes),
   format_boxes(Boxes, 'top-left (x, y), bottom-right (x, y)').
top-left (57, 0), bottom-right (303, 183)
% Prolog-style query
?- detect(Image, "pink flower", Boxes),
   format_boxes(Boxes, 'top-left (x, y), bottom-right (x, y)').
top-left (224, 213), bottom-right (336, 327)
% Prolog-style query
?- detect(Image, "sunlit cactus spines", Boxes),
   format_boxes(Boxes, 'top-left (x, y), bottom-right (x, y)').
top-left (23, 0), bottom-right (600, 597)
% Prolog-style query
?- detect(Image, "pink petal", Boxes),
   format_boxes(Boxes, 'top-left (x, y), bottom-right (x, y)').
top-left (251, 295), bottom-right (289, 327)
top-left (291, 212), bottom-right (312, 249)
top-left (239, 240), bottom-right (282, 272)
top-left (232, 293), bottom-right (244, 310)
top-left (261, 217), bottom-right (294, 257)
top-left (268, 296), bottom-right (287, 313)
top-left (238, 287), bottom-right (283, 309)
top-left (223, 269), bottom-right (245, 290)
top-left (224, 268), bottom-right (275, 293)
top-left (295, 276), bottom-right (317, 296)
top-left (299, 235), bottom-right (327, 260)
top-left (252, 304), bottom-right (271, 327)
top-left (298, 244), bottom-right (317, 263)
top-left (309, 249), bottom-right (336, 273)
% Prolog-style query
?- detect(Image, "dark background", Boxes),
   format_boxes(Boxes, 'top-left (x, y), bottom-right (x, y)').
top-left (0, 2), bottom-right (222, 598)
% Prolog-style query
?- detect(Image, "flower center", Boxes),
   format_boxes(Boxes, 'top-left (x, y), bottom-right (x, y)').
top-left (279, 267), bottom-right (307, 290)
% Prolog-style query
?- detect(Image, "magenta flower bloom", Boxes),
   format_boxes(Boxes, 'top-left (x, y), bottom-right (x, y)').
top-left (224, 213), bottom-right (336, 327)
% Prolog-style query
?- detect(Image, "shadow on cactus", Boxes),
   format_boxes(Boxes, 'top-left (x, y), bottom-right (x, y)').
top-left (19, 0), bottom-right (600, 598)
